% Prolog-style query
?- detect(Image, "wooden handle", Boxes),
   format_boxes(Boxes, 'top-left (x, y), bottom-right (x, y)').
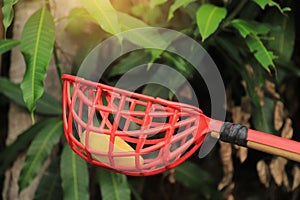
top-left (247, 141), bottom-right (300, 162)
top-left (210, 131), bottom-right (300, 162)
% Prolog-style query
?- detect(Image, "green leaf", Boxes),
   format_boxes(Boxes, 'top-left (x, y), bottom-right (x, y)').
top-left (231, 19), bottom-right (270, 38)
top-left (61, 145), bottom-right (89, 200)
top-left (0, 39), bottom-right (20, 54)
top-left (196, 4), bottom-right (227, 42)
top-left (116, 13), bottom-right (169, 66)
top-left (142, 84), bottom-right (171, 99)
top-left (117, 12), bottom-right (148, 30)
top-left (65, 8), bottom-right (98, 36)
top-left (230, 19), bottom-right (276, 72)
top-left (1, 0), bottom-right (19, 36)
top-left (252, 0), bottom-right (291, 13)
top-left (0, 118), bottom-right (58, 176)
top-left (214, 36), bottom-right (244, 67)
top-left (18, 119), bottom-right (63, 192)
top-left (34, 158), bottom-right (63, 200)
top-left (214, 35), bottom-right (272, 133)
top-left (80, 0), bottom-right (120, 34)
top-left (20, 7), bottom-right (55, 114)
top-left (252, 96), bottom-right (275, 133)
top-left (268, 2), bottom-right (291, 14)
top-left (252, 0), bottom-right (271, 9)
top-left (263, 11), bottom-right (295, 62)
top-left (36, 92), bottom-right (62, 115)
top-left (97, 169), bottom-right (131, 200)
top-left (105, 51), bottom-right (151, 78)
top-left (0, 77), bottom-right (61, 115)
top-left (0, 76), bottom-right (26, 106)
top-left (150, 0), bottom-right (167, 9)
top-left (245, 35), bottom-right (276, 72)
top-left (168, 0), bottom-right (196, 21)
top-left (131, 4), bottom-right (166, 27)
top-left (127, 177), bottom-right (145, 200)
top-left (175, 161), bottom-right (222, 199)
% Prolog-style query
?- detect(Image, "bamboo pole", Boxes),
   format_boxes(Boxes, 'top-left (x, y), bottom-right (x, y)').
top-left (210, 131), bottom-right (300, 162)
top-left (247, 140), bottom-right (300, 162)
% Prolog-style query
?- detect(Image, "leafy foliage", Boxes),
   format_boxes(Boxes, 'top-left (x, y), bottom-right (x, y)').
top-left (0, 39), bottom-right (19, 54)
top-left (0, 118), bottom-right (57, 176)
top-left (168, 0), bottom-right (196, 21)
top-left (97, 169), bottom-right (131, 200)
top-left (263, 10), bottom-right (295, 62)
top-left (196, 4), bottom-right (227, 42)
top-left (80, 0), bottom-right (120, 35)
top-left (175, 161), bottom-right (222, 199)
top-left (1, 0), bottom-right (299, 199)
top-left (1, 0), bottom-right (19, 36)
top-left (0, 77), bottom-right (61, 115)
top-left (231, 19), bottom-right (270, 38)
top-left (245, 35), bottom-right (276, 72)
top-left (150, 0), bottom-right (167, 9)
top-left (230, 19), bottom-right (276, 72)
top-left (34, 158), bottom-right (63, 200)
top-left (253, 0), bottom-right (291, 13)
top-left (18, 119), bottom-right (63, 191)
top-left (20, 7), bottom-right (55, 118)
top-left (61, 145), bottom-right (89, 200)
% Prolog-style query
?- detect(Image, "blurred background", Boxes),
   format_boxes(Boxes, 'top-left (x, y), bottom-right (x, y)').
top-left (1, 0), bottom-right (300, 199)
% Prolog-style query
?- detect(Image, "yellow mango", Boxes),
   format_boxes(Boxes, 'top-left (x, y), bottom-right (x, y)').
top-left (80, 131), bottom-right (143, 167)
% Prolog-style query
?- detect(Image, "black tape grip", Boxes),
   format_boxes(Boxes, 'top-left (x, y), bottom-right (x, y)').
top-left (220, 122), bottom-right (248, 147)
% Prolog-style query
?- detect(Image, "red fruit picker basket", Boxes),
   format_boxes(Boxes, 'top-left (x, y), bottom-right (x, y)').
top-left (62, 74), bottom-right (300, 176)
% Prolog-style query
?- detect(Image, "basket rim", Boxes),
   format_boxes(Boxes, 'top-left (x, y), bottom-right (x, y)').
top-left (62, 74), bottom-right (203, 115)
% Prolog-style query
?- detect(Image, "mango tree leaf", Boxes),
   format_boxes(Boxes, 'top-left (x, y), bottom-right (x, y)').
top-left (117, 13), bottom-right (169, 66)
top-left (35, 92), bottom-right (62, 115)
top-left (34, 158), bottom-right (63, 200)
top-left (214, 36), bottom-right (244, 67)
top-left (97, 169), bottom-right (131, 200)
top-left (0, 77), bottom-right (26, 106)
top-left (18, 119), bottom-right (63, 192)
top-left (263, 11), bottom-right (295, 62)
top-left (196, 4), bottom-right (227, 42)
top-left (231, 19), bottom-right (275, 72)
top-left (268, 2), bottom-right (291, 13)
top-left (252, 95), bottom-right (275, 133)
top-left (117, 12), bottom-right (148, 30)
top-left (65, 7), bottom-right (98, 36)
top-left (245, 35), bottom-right (276, 72)
top-left (150, 0), bottom-right (167, 9)
top-left (217, 35), bottom-right (273, 131)
top-left (168, 0), bottom-right (196, 21)
top-left (131, 4), bottom-right (166, 27)
top-left (1, 0), bottom-right (19, 36)
top-left (0, 118), bottom-right (54, 176)
top-left (252, 0), bottom-right (272, 9)
top-left (104, 51), bottom-right (151, 78)
top-left (0, 77), bottom-right (61, 115)
top-left (80, 0), bottom-right (120, 34)
top-left (61, 145), bottom-right (89, 200)
top-left (231, 19), bottom-right (270, 38)
top-left (117, 12), bottom-right (168, 50)
top-left (0, 39), bottom-right (20, 54)
top-left (175, 161), bottom-right (222, 199)
top-left (20, 7), bottom-right (55, 116)
top-left (252, 0), bottom-right (290, 13)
